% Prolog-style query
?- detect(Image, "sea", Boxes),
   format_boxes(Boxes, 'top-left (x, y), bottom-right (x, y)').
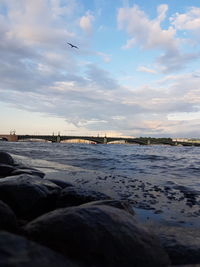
top-left (0, 141), bottom-right (200, 230)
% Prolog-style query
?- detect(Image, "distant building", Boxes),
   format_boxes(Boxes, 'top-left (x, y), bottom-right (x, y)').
top-left (172, 138), bottom-right (200, 143)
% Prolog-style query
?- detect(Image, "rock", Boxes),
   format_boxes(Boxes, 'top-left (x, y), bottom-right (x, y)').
top-left (0, 151), bottom-right (14, 165)
top-left (80, 199), bottom-right (135, 215)
top-left (174, 265), bottom-right (200, 267)
top-left (0, 200), bottom-right (17, 232)
top-left (25, 205), bottom-right (170, 267)
top-left (0, 164), bottom-right (16, 177)
top-left (11, 168), bottom-right (45, 178)
top-left (12, 162), bottom-right (45, 177)
top-left (0, 174), bottom-right (61, 219)
top-left (154, 225), bottom-right (200, 265)
top-left (56, 186), bottom-right (110, 208)
top-left (0, 231), bottom-right (81, 267)
top-left (46, 178), bottom-right (73, 188)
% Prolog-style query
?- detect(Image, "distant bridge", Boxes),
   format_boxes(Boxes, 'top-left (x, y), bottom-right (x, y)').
top-left (0, 134), bottom-right (148, 145)
top-left (1, 134), bottom-right (200, 146)
top-left (17, 134), bottom-right (147, 145)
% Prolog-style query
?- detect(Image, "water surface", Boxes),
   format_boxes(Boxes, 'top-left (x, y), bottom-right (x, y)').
top-left (0, 141), bottom-right (200, 228)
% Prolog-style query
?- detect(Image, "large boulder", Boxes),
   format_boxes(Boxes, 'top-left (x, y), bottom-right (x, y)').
top-left (157, 225), bottom-right (200, 265)
top-left (80, 199), bottom-right (135, 215)
top-left (0, 164), bottom-right (16, 178)
top-left (0, 174), bottom-right (61, 219)
top-left (0, 231), bottom-right (81, 267)
top-left (10, 168), bottom-right (45, 178)
top-left (0, 200), bottom-right (17, 232)
top-left (56, 186), bottom-right (110, 208)
top-left (0, 151), bottom-right (14, 165)
top-left (25, 205), bottom-right (170, 267)
top-left (46, 178), bottom-right (74, 189)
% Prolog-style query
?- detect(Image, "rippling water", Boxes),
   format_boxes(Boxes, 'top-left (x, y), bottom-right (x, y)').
top-left (0, 141), bottom-right (200, 227)
top-left (1, 142), bottom-right (199, 187)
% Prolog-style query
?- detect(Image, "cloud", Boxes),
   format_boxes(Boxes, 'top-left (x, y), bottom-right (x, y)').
top-left (79, 11), bottom-right (95, 34)
top-left (117, 4), bottom-right (200, 73)
top-left (156, 50), bottom-right (200, 73)
top-left (96, 51), bottom-right (111, 62)
top-left (171, 7), bottom-right (200, 31)
top-left (0, 0), bottom-right (76, 47)
top-left (1, 1), bottom-right (200, 137)
top-left (1, 67), bottom-right (200, 137)
top-left (137, 66), bottom-right (157, 74)
top-left (117, 4), bottom-right (178, 52)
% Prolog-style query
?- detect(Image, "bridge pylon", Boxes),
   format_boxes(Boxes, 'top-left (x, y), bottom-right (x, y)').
top-left (56, 134), bottom-right (61, 143)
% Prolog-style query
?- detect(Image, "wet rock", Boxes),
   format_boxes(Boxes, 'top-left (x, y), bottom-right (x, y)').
top-left (0, 151), bottom-right (14, 165)
top-left (154, 210), bottom-right (163, 214)
top-left (56, 186), bottom-right (110, 208)
top-left (46, 178), bottom-right (73, 189)
top-left (0, 164), bottom-right (16, 177)
top-left (11, 168), bottom-right (45, 178)
top-left (175, 265), bottom-right (200, 267)
top-left (0, 174), bottom-right (61, 219)
top-left (25, 205), bottom-right (170, 267)
top-left (80, 199), bottom-right (135, 215)
top-left (0, 200), bottom-right (17, 232)
top-left (155, 225), bottom-right (200, 265)
top-left (0, 231), bottom-right (81, 267)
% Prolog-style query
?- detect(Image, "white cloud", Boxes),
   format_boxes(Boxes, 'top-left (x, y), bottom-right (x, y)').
top-left (171, 7), bottom-right (200, 31)
top-left (79, 11), bottom-right (94, 34)
top-left (117, 4), bottom-right (178, 52)
top-left (96, 52), bottom-right (111, 62)
top-left (117, 4), bottom-right (200, 73)
top-left (137, 66), bottom-right (157, 74)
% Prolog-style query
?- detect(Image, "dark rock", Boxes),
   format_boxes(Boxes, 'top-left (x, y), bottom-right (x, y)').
top-left (0, 174), bottom-right (61, 219)
top-left (46, 178), bottom-right (73, 188)
top-left (0, 151), bottom-right (14, 165)
top-left (155, 225), bottom-right (200, 265)
top-left (0, 200), bottom-right (17, 232)
top-left (11, 168), bottom-right (45, 178)
top-left (25, 205), bottom-right (170, 267)
top-left (0, 231), bottom-right (81, 267)
top-left (0, 164), bottom-right (16, 177)
top-left (56, 186), bottom-right (110, 208)
top-left (80, 199), bottom-right (135, 215)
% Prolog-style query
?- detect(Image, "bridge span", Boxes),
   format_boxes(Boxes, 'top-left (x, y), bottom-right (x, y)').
top-left (0, 134), bottom-right (147, 145)
top-left (1, 134), bottom-right (199, 146)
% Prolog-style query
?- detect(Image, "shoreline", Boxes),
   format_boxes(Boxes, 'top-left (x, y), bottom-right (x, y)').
top-left (45, 170), bottom-right (200, 229)
top-left (0, 151), bottom-right (200, 266)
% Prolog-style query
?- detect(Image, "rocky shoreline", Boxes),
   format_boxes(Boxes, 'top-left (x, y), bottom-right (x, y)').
top-left (0, 151), bottom-right (199, 266)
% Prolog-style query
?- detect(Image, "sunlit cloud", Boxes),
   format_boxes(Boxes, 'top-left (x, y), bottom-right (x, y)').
top-left (79, 11), bottom-right (95, 35)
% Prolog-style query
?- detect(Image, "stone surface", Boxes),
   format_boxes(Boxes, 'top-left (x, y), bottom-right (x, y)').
top-left (11, 168), bottom-right (45, 178)
top-left (46, 178), bottom-right (74, 188)
top-left (0, 164), bottom-right (16, 177)
top-left (0, 200), bottom-right (17, 232)
top-left (0, 174), bottom-right (61, 219)
top-left (0, 151), bottom-right (14, 165)
top-left (0, 231), bottom-right (81, 267)
top-left (25, 205), bottom-right (170, 267)
top-left (152, 225), bottom-right (200, 265)
top-left (80, 199), bottom-right (135, 215)
top-left (56, 186), bottom-right (110, 208)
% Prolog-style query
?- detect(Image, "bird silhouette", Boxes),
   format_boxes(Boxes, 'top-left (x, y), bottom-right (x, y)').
top-left (67, 42), bottom-right (78, 49)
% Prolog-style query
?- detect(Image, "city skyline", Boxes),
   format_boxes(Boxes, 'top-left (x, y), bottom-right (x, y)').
top-left (1, 0), bottom-right (200, 138)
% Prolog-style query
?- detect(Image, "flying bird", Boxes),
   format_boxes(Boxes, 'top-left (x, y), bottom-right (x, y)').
top-left (67, 42), bottom-right (78, 49)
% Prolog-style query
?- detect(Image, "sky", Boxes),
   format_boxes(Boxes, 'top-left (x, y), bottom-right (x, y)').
top-left (0, 0), bottom-right (200, 138)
